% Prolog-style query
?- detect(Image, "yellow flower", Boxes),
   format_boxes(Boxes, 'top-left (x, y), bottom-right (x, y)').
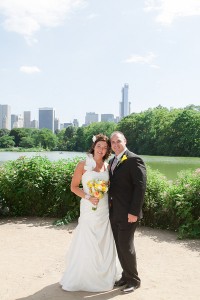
top-left (86, 179), bottom-right (109, 210)
top-left (120, 154), bottom-right (128, 163)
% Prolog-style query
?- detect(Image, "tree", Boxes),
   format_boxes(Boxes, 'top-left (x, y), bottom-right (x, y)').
top-left (74, 127), bottom-right (85, 151)
top-left (185, 104), bottom-right (200, 111)
top-left (9, 128), bottom-right (31, 147)
top-left (84, 122), bottom-right (117, 151)
top-left (0, 129), bottom-right (10, 137)
top-left (19, 136), bottom-right (35, 148)
top-left (0, 135), bottom-right (15, 148)
top-left (167, 109), bottom-right (200, 156)
top-left (34, 129), bottom-right (58, 150)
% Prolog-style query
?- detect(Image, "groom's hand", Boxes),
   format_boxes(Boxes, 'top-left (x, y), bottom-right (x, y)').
top-left (128, 214), bottom-right (138, 223)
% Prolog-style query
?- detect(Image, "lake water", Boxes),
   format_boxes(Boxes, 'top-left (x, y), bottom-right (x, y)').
top-left (0, 151), bottom-right (200, 180)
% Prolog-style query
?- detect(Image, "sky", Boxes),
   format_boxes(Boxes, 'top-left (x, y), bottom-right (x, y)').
top-left (0, 0), bottom-right (200, 126)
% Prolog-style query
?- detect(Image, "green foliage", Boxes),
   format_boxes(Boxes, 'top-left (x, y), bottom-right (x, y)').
top-left (0, 157), bottom-right (199, 239)
top-left (9, 128), bottom-right (33, 147)
top-left (142, 166), bottom-right (170, 228)
top-left (19, 136), bottom-right (35, 148)
top-left (0, 129), bottom-right (10, 137)
top-left (34, 128), bottom-right (58, 150)
top-left (0, 156), bottom-right (82, 218)
top-left (141, 166), bottom-right (200, 239)
top-left (84, 122), bottom-right (117, 151)
top-left (165, 169), bottom-right (200, 239)
top-left (0, 135), bottom-right (15, 148)
top-left (1, 107), bottom-right (199, 156)
top-left (117, 107), bottom-right (200, 157)
top-left (166, 110), bottom-right (200, 156)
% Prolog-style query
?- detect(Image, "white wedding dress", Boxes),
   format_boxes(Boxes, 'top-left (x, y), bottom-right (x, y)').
top-left (60, 155), bottom-right (117, 292)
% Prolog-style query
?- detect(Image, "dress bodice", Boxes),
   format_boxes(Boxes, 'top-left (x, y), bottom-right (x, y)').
top-left (82, 154), bottom-right (109, 195)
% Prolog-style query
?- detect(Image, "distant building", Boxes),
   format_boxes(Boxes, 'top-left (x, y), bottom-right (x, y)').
top-left (12, 114), bottom-right (23, 128)
top-left (119, 83), bottom-right (131, 119)
top-left (114, 116), bottom-right (120, 123)
top-left (101, 114), bottom-right (115, 122)
top-left (23, 111), bottom-right (31, 128)
top-left (85, 112), bottom-right (98, 125)
top-left (11, 114), bottom-right (19, 129)
top-left (73, 119), bottom-right (79, 127)
top-left (39, 107), bottom-right (55, 132)
top-left (54, 118), bottom-right (60, 131)
top-left (0, 104), bottom-right (11, 130)
top-left (31, 120), bottom-right (38, 129)
top-left (63, 122), bottom-right (73, 128)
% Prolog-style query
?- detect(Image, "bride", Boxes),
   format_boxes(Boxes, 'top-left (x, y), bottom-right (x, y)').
top-left (60, 134), bottom-right (116, 292)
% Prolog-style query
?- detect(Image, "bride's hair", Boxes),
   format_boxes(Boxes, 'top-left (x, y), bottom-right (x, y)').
top-left (88, 134), bottom-right (111, 160)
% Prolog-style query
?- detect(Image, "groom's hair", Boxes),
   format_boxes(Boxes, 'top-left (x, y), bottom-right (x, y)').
top-left (110, 131), bottom-right (126, 140)
top-left (88, 134), bottom-right (111, 160)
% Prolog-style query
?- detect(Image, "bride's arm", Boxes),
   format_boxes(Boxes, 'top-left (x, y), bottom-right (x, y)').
top-left (70, 161), bottom-right (86, 199)
top-left (70, 161), bottom-right (99, 205)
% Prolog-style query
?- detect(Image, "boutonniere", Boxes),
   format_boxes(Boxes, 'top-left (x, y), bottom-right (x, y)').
top-left (117, 154), bottom-right (128, 167)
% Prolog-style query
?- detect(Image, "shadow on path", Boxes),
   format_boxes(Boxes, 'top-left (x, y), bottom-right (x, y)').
top-left (0, 217), bottom-right (77, 231)
top-left (16, 283), bottom-right (122, 300)
top-left (137, 225), bottom-right (200, 253)
top-left (1, 218), bottom-right (200, 252)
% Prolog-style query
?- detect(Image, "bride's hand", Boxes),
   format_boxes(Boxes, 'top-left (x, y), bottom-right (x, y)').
top-left (89, 196), bottom-right (99, 206)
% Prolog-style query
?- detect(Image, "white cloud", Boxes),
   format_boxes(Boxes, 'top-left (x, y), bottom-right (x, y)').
top-left (0, 0), bottom-right (87, 43)
top-left (20, 66), bottom-right (41, 74)
top-left (123, 52), bottom-right (159, 68)
top-left (86, 13), bottom-right (98, 20)
top-left (145, 0), bottom-right (200, 25)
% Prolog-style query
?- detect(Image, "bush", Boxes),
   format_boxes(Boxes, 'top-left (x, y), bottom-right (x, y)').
top-left (165, 169), bottom-right (200, 239)
top-left (0, 157), bottom-right (199, 238)
top-left (0, 156), bottom-right (83, 218)
top-left (142, 166), bottom-right (200, 239)
top-left (142, 166), bottom-right (170, 228)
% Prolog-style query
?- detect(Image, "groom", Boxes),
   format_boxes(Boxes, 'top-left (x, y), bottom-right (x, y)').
top-left (109, 131), bottom-right (146, 294)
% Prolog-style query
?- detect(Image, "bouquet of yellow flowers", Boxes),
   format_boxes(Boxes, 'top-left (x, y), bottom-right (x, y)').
top-left (87, 179), bottom-right (109, 210)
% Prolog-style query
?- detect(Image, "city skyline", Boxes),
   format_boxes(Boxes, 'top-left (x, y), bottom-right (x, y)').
top-left (0, 83), bottom-right (131, 128)
top-left (0, 1), bottom-right (200, 125)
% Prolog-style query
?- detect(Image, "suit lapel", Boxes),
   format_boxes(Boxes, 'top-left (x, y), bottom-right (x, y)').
top-left (109, 157), bottom-right (115, 176)
top-left (114, 150), bottom-right (129, 172)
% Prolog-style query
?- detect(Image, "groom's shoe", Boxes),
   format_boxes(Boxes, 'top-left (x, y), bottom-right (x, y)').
top-left (114, 278), bottom-right (127, 287)
top-left (121, 282), bottom-right (141, 294)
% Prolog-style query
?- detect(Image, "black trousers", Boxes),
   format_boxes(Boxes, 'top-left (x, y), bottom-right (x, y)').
top-left (111, 220), bottom-right (140, 286)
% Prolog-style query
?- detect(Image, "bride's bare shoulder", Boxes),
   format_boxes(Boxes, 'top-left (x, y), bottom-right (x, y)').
top-left (74, 160), bottom-right (85, 172)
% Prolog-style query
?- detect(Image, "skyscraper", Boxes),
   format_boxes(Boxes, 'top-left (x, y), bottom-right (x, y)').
top-left (85, 112), bottom-right (98, 125)
top-left (11, 114), bottom-right (18, 129)
top-left (0, 104), bottom-right (11, 130)
top-left (39, 107), bottom-right (55, 132)
top-left (54, 118), bottom-right (60, 131)
top-left (23, 111), bottom-right (31, 128)
top-left (119, 83), bottom-right (131, 119)
top-left (101, 114), bottom-right (114, 122)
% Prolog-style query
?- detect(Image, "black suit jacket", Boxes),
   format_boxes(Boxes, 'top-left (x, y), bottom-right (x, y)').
top-left (109, 149), bottom-right (146, 221)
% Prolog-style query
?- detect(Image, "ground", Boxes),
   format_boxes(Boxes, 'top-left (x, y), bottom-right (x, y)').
top-left (0, 218), bottom-right (199, 300)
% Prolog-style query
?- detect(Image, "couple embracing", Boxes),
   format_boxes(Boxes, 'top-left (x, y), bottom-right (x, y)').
top-left (60, 131), bottom-right (147, 294)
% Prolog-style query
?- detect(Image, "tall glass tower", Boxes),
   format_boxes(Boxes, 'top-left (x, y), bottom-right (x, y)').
top-left (119, 83), bottom-right (131, 119)
top-left (23, 111), bottom-right (31, 128)
top-left (0, 104), bottom-right (11, 129)
top-left (39, 107), bottom-right (55, 132)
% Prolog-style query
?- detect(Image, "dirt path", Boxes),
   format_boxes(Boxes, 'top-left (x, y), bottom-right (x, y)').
top-left (0, 218), bottom-right (199, 300)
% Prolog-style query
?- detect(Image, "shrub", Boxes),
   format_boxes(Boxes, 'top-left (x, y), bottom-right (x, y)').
top-left (0, 156), bottom-right (82, 218)
top-left (0, 157), bottom-right (199, 238)
top-left (142, 166), bottom-right (170, 228)
top-left (165, 169), bottom-right (200, 239)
